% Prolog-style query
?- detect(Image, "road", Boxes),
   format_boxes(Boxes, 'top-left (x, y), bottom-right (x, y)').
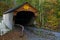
top-left (0, 26), bottom-right (60, 40)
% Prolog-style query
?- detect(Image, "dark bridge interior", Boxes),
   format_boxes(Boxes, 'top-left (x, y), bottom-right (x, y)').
top-left (14, 11), bottom-right (35, 26)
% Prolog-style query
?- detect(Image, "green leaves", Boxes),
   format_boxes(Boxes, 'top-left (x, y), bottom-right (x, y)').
top-left (40, 0), bottom-right (60, 31)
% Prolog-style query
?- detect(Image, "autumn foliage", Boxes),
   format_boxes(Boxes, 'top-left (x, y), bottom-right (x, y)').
top-left (40, 0), bottom-right (60, 31)
top-left (0, 2), bottom-right (9, 16)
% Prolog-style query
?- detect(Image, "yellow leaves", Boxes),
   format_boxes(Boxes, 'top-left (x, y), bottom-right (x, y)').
top-left (44, 22), bottom-right (58, 31)
top-left (45, 13), bottom-right (58, 30)
top-left (46, 20), bottom-right (58, 29)
top-left (47, 18), bottom-right (58, 26)
top-left (47, 14), bottom-right (57, 21)
top-left (51, 22), bottom-right (58, 26)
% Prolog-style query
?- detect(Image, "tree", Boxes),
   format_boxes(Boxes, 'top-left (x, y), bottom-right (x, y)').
top-left (40, 0), bottom-right (60, 31)
top-left (0, 2), bottom-right (9, 16)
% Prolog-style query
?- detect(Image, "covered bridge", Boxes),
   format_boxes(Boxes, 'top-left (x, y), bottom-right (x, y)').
top-left (0, 2), bottom-right (38, 35)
